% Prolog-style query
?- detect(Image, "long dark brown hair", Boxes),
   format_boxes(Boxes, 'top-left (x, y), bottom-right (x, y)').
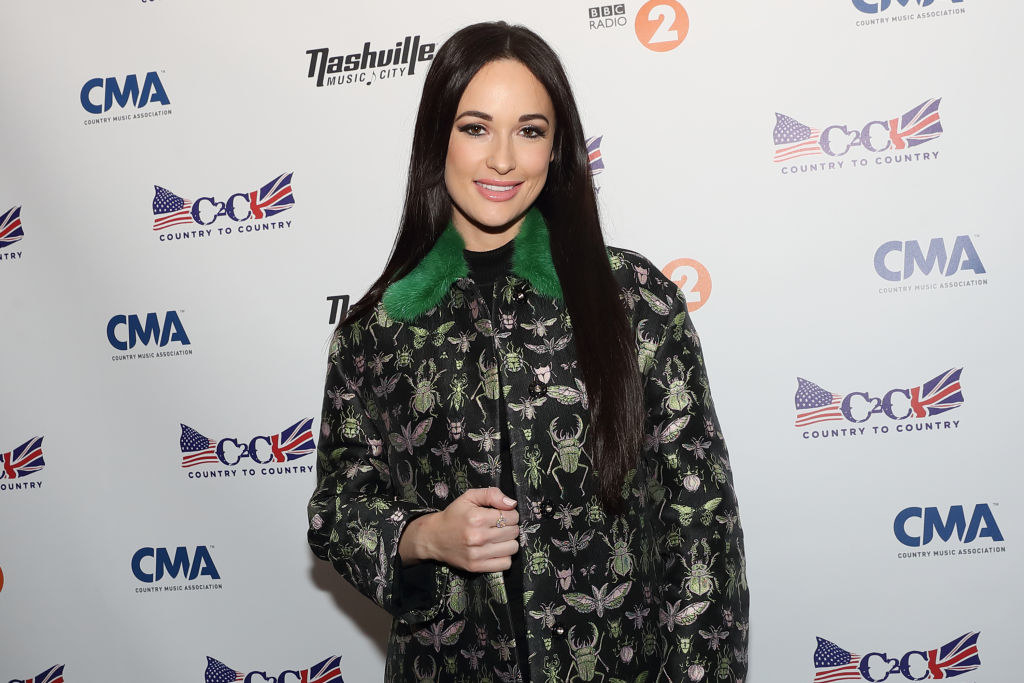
top-left (345, 21), bottom-right (643, 514)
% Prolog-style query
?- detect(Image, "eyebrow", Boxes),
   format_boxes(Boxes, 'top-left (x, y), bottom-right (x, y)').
top-left (455, 110), bottom-right (550, 124)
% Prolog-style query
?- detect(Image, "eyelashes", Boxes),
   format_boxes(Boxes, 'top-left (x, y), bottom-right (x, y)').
top-left (456, 123), bottom-right (548, 139)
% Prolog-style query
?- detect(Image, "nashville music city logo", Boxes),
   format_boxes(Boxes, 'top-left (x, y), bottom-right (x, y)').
top-left (813, 632), bottom-right (980, 681)
top-left (151, 173), bottom-right (295, 243)
top-left (1, 436), bottom-right (45, 493)
top-left (179, 419), bottom-right (315, 479)
top-left (305, 35), bottom-right (436, 88)
top-left (795, 368), bottom-right (963, 439)
top-left (774, 98), bottom-right (942, 176)
top-left (7, 664), bottom-right (65, 683)
top-left (1, 205), bottom-right (24, 262)
top-left (205, 656), bottom-right (343, 683)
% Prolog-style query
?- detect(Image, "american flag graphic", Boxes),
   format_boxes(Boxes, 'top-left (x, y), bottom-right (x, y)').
top-left (794, 379), bottom-right (844, 427)
top-left (889, 98), bottom-right (943, 151)
top-left (13, 664), bottom-right (65, 683)
top-left (248, 172), bottom-right (295, 219)
top-left (586, 135), bottom-right (604, 175)
top-left (180, 425), bottom-right (219, 468)
top-left (0, 205), bottom-right (24, 249)
top-left (773, 114), bottom-right (822, 162)
top-left (927, 631), bottom-right (981, 678)
top-left (1, 436), bottom-right (45, 480)
top-left (910, 367), bottom-right (963, 418)
top-left (152, 186), bottom-right (194, 230)
top-left (205, 656), bottom-right (343, 683)
top-left (205, 657), bottom-right (244, 682)
top-left (812, 638), bottom-right (862, 682)
top-left (271, 418), bottom-right (316, 462)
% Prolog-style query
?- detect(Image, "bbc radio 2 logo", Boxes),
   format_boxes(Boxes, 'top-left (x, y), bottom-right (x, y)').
top-left (812, 632), bottom-right (980, 682)
top-left (662, 258), bottom-right (711, 313)
top-left (852, 0), bottom-right (965, 26)
top-left (80, 71), bottom-right (171, 125)
top-left (588, 2), bottom-right (690, 52)
top-left (1, 436), bottom-right (45, 493)
top-left (774, 98), bottom-right (942, 176)
top-left (0, 206), bottom-right (24, 262)
top-left (152, 173), bottom-right (295, 243)
top-left (875, 235), bottom-right (987, 294)
top-left (795, 368), bottom-right (964, 439)
top-left (205, 656), bottom-right (343, 683)
top-left (179, 420), bottom-right (315, 479)
top-left (107, 311), bottom-right (192, 362)
top-left (131, 545), bottom-right (222, 593)
top-left (895, 503), bottom-right (1005, 560)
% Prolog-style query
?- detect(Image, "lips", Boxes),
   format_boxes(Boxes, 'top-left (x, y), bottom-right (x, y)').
top-left (474, 180), bottom-right (523, 202)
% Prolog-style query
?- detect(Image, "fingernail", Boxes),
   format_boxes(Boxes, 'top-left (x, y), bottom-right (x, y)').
top-left (503, 496), bottom-right (516, 506)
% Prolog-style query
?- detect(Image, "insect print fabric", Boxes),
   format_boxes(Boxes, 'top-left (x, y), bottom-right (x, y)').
top-left (308, 208), bottom-right (748, 682)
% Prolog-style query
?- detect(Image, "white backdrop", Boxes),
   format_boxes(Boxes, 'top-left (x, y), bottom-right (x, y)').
top-left (1, 1), bottom-right (1019, 681)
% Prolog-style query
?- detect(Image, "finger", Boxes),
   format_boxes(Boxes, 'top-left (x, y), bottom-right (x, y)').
top-left (479, 525), bottom-right (520, 546)
top-left (486, 539), bottom-right (520, 559)
top-left (461, 486), bottom-right (515, 509)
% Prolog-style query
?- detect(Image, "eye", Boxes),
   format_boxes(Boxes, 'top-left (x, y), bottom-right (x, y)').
top-left (520, 125), bottom-right (547, 139)
top-left (457, 123), bottom-right (486, 137)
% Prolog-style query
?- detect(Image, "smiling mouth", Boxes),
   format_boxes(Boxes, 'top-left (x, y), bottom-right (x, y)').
top-left (474, 180), bottom-right (523, 201)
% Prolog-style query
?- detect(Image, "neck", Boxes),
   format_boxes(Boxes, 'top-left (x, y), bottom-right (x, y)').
top-left (451, 208), bottom-right (525, 252)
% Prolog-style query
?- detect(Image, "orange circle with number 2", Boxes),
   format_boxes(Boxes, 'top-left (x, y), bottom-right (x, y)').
top-left (635, 0), bottom-right (690, 52)
top-left (662, 258), bottom-right (711, 312)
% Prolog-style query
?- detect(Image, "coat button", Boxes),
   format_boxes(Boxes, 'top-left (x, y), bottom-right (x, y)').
top-left (528, 380), bottom-right (547, 397)
top-left (540, 498), bottom-right (554, 517)
top-left (514, 283), bottom-right (529, 302)
top-left (552, 623), bottom-right (567, 637)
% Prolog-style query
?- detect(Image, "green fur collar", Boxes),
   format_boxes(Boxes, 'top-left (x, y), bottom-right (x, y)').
top-left (382, 207), bottom-right (562, 321)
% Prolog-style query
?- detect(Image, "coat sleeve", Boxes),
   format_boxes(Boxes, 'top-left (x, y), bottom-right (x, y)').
top-left (307, 325), bottom-right (451, 625)
top-left (641, 286), bottom-right (749, 681)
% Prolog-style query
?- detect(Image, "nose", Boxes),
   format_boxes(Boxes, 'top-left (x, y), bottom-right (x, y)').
top-left (487, 135), bottom-right (516, 175)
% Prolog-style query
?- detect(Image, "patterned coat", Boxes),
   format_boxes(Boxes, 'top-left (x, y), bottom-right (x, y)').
top-left (308, 208), bottom-right (749, 682)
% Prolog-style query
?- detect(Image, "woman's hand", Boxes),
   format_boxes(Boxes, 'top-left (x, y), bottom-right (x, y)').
top-left (398, 486), bottom-right (520, 573)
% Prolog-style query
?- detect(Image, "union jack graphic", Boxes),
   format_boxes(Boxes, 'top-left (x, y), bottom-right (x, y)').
top-left (152, 186), bottom-right (194, 230)
top-left (889, 97), bottom-right (943, 151)
top-left (813, 637), bottom-right (861, 682)
top-left (794, 379), bottom-right (843, 427)
top-left (586, 135), bottom-right (605, 175)
top-left (773, 114), bottom-right (822, 162)
top-left (927, 631), bottom-right (981, 678)
top-left (271, 418), bottom-right (316, 462)
top-left (205, 656), bottom-right (343, 683)
top-left (248, 172), bottom-right (294, 219)
top-left (180, 425), bottom-right (218, 468)
top-left (1, 436), bottom-right (45, 480)
top-left (0, 205), bottom-right (24, 249)
top-left (12, 664), bottom-right (65, 683)
top-left (910, 367), bottom-right (963, 418)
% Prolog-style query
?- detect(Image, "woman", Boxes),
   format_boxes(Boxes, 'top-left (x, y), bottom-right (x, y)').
top-left (308, 21), bottom-right (748, 683)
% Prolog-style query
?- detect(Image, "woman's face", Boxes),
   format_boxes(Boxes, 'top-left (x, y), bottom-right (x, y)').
top-left (444, 59), bottom-right (556, 240)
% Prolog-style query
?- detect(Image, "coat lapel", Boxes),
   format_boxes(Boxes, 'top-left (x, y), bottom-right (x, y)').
top-left (382, 207), bottom-right (563, 322)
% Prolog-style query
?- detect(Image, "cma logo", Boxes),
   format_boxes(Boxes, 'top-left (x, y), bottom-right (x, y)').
top-left (875, 235), bottom-right (985, 282)
top-left (107, 311), bottom-right (190, 350)
top-left (895, 504), bottom-right (1004, 547)
top-left (853, 0), bottom-right (963, 13)
top-left (80, 71), bottom-right (170, 114)
top-left (131, 546), bottom-right (220, 582)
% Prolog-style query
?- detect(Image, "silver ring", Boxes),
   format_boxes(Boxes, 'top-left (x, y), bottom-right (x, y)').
top-left (495, 512), bottom-right (507, 528)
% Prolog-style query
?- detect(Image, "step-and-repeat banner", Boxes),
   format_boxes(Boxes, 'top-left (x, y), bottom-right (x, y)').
top-left (1, 0), bottom-right (1019, 681)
